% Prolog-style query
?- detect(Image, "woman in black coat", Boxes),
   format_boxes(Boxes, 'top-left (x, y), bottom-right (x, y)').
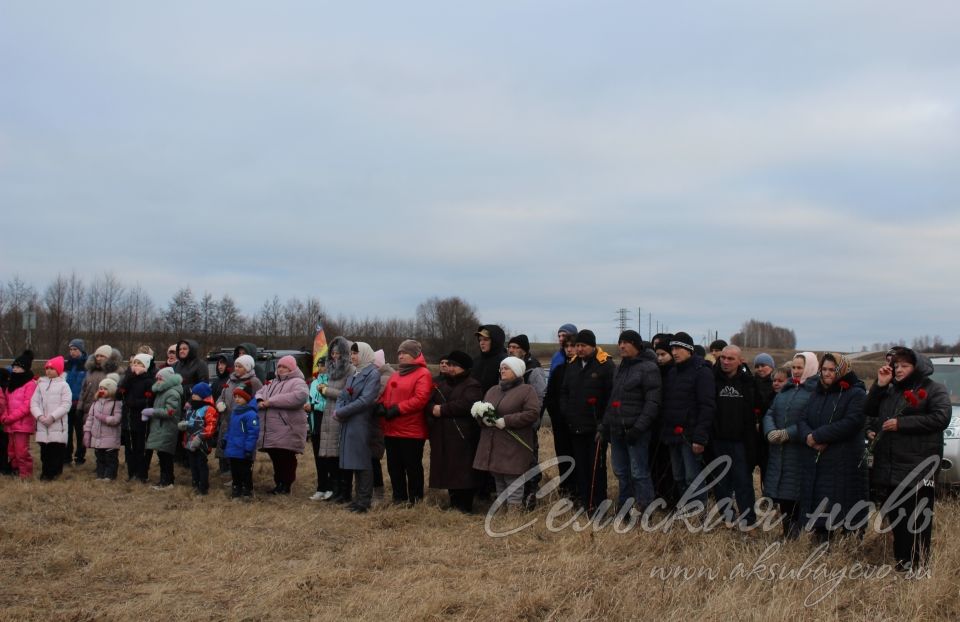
top-left (865, 347), bottom-right (951, 571)
top-left (797, 352), bottom-right (869, 541)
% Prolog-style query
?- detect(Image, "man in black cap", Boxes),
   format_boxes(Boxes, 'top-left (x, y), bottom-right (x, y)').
top-left (561, 329), bottom-right (615, 514)
top-left (600, 330), bottom-right (661, 516)
top-left (661, 331), bottom-right (715, 510)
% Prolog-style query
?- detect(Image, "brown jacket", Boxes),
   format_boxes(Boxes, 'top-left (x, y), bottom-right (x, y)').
top-left (472, 381), bottom-right (539, 476)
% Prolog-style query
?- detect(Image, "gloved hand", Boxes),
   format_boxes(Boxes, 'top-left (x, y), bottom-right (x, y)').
top-left (216, 402), bottom-right (227, 413)
top-left (177, 421), bottom-right (189, 431)
top-left (83, 432), bottom-right (91, 448)
top-left (626, 426), bottom-right (643, 445)
top-left (385, 406), bottom-right (401, 420)
top-left (483, 416), bottom-right (497, 427)
top-left (141, 408), bottom-right (155, 421)
top-left (187, 436), bottom-right (202, 452)
top-left (374, 403), bottom-right (387, 418)
top-left (776, 429), bottom-right (789, 444)
top-left (494, 417), bottom-right (506, 430)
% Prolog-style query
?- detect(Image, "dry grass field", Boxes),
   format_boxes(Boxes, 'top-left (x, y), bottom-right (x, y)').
top-left (2, 426), bottom-right (959, 621)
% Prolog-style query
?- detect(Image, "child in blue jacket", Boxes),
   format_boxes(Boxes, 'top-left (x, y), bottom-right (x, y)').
top-left (222, 383), bottom-right (259, 499)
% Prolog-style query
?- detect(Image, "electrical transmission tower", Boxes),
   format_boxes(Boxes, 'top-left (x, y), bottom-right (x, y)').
top-left (615, 307), bottom-right (631, 333)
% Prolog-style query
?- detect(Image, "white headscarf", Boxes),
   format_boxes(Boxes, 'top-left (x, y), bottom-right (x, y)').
top-left (354, 342), bottom-right (376, 371)
top-left (795, 351), bottom-right (819, 383)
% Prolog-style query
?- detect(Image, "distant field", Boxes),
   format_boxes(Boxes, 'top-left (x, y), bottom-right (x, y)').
top-left (2, 428), bottom-right (958, 620)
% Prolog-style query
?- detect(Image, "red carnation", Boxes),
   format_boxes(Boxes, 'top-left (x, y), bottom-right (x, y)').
top-left (792, 378), bottom-right (801, 385)
top-left (904, 390), bottom-right (919, 407)
top-left (144, 391), bottom-right (153, 398)
top-left (839, 381), bottom-right (851, 391)
top-left (390, 381), bottom-right (398, 388)
top-left (917, 389), bottom-right (928, 400)
top-left (673, 425), bottom-right (684, 436)
top-left (346, 387), bottom-right (354, 396)
top-left (587, 397), bottom-right (598, 406)
top-left (611, 401), bottom-right (621, 408)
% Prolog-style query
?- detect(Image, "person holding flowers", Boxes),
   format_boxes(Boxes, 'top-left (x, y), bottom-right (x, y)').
top-left (472, 356), bottom-right (540, 509)
top-left (864, 346), bottom-right (951, 571)
top-left (797, 353), bottom-right (868, 541)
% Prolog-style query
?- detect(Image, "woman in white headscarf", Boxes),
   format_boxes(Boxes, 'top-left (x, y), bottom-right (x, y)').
top-left (334, 342), bottom-right (380, 513)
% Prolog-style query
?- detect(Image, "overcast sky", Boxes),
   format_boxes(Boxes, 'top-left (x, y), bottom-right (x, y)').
top-left (2, 2), bottom-right (958, 350)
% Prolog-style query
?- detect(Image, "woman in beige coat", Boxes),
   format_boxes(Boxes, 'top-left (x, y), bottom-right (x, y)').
top-left (472, 357), bottom-right (539, 508)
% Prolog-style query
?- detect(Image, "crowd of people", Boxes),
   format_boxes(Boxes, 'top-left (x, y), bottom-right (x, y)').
top-left (0, 325), bottom-right (951, 571)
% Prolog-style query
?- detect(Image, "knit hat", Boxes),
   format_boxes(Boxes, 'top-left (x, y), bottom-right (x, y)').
top-left (234, 354), bottom-right (255, 373)
top-left (98, 373), bottom-right (120, 397)
top-left (500, 356), bottom-right (526, 379)
top-left (68, 338), bottom-right (86, 352)
top-left (508, 334), bottom-right (530, 353)
top-left (156, 366), bottom-right (176, 382)
top-left (618, 330), bottom-right (643, 351)
top-left (94, 344), bottom-right (113, 358)
top-left (132, 353), bottom-right (153, 370)
top-left (191, 382), bottom-right (213, 400)
top-left (670, 332), bottom-right (695, 352)
top-left (652, 333), bottom-right (674, 353)
top-left (558, 323), bottom-right (578, 337)
top-left (44, 356), bottom-right (65, 375)
top-left (233, 382), bottom-right (253, 402)
top-left (277, 355), bottom-right (298, 373)
top-left (12, 349), bottom-right (34, 371)
top-left (398, 339), bottom-right (422, 358)
top-left (709, 339), bottom-right (728, 352)
top-left (444, 350), bottom-right (473, 370)
top-left (753, 353), bottom-right (775, 369)
top-left (575, 329), bottom-right (597, 348)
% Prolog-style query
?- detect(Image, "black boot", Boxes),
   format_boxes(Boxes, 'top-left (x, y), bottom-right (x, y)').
top-left (231, 484), bottom-right (241, 499)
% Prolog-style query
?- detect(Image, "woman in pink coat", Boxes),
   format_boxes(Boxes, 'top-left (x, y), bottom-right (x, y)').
top-left (31, 356), bottom-right (72, 480)
top-left (255, 356), bottom-right (309, 495)
top-left (2, 350), bottom-right (37, 478)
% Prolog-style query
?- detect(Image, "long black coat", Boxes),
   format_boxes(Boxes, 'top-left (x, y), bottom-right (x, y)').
top-left (428, 372), bottom-right (483, 489)
top-left (798, 372), bottom-right (869, 529)
top-left (865, 353), bottom-right (951, 490)
top-left (561, 351), bottom-right (615, 436)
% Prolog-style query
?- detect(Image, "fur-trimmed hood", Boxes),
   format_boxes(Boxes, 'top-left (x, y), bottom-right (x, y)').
top-left (84, 347), bottom-right (122, 374)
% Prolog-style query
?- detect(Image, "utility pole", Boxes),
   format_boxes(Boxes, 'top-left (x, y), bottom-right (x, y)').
top-left (615, 307), bottom-right (631, 334)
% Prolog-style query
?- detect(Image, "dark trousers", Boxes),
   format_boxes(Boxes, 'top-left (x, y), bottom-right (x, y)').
top-left (65, 405), bottom-right (86, 463)
top-left (710, 439), bottom-right (757, 524)
top-left (231, 458), bottom-right (254, 495)
top-left (39, 442), bottom-right (67, 479)
top-left (157, 451), bottom-right (175, 485)
top-left (384, 437), bottom-right (425, 503)
top-left (570, 433), bottom-right (607, 512)
top-left (773, 498), bottom-right (801, 539)
top-left (266, 448), bottom-right (298, 486)
top-left (550, 413), bottom-right (576, 497)
top-left (311, 436), bottom-right (339, 492)
top-left (94, 448), bottom-right (119, 479)
top-left (188, 450), bottom-right (210, 492)
top-left (0, 429), bottom-right (12, 473)
top-left (372, 457), bottom-right (384, 487)
top-left (880, 485), bottom-right (936, 567)
top-left (123, 427), bottom-right (149, 481)
top-left (449, 488), bottom-right (474, 513)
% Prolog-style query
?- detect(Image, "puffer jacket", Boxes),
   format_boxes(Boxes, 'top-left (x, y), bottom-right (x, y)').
top-left (256, 367), bottom-right (309, 453)
top-left (64, 353), bottom-right (87, 403)
top-left (3, 376), bottom-right (37, 434)
top-left (307, 375), bottom-right (328, 437)
top-left (561, 349), bottom-right (615, 436)
top-left (182, 398), bottom-right (218, 453)
top-left (660, 355), bottom-right (715, 446)
top-left (78, 350), bottom-right (121, 419)
top-left (83, 398), bottom-right (122, 449)
top-left (865, 352), bottom-right (952, 490)
top-left (31, 376), bottom-right (72, 443)
top-left (213, 369), bottom-right (263, 458)
top-left (224, 401), bottom-right (260, 460)
top-left (601, 348), bottom-right (661, 438)
top-left (798, 372), bottom-right (869, 528)
top-left (762, 377), bottom-right (817, 501)
top-left (473, 380), bottom-right (540, 476)
top-left (174, 339), bottom-right (209, 393)
top-left (378, 353), bottom-right (432, 440)
top-left (145, 373), bottom-right (184, 454)
top-left (119, 368), bottom-right (155, 434)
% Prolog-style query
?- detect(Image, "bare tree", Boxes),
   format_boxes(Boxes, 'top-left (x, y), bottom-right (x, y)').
top-left (730, 319), bottom-right (796, 349)
top-left (164, 287), bottom-right (201, 335)
top-left (415, 296), bottom-right (480, 358)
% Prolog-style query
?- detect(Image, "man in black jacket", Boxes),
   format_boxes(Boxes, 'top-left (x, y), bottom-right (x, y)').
top-left (562, 329), bottom-right (615, 513)
top-left (661, 332), bottom-right (715, 509)
top-left (600, 330), bottom-right (661, 514)
top-left (712, 345), bottom-right (760, 526)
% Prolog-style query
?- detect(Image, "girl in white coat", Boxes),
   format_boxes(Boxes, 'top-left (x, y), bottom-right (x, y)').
top-left (30, 356), bottom-right (73, 480)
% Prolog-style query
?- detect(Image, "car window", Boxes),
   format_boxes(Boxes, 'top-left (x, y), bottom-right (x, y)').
top-left (932, 363), bottom-right (960, 406)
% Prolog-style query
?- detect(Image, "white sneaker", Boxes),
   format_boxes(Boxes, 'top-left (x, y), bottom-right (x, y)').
top-left (309, 491), bottom-right (327, 501)
top-left (321, 490), bottom-right (334, 501)
top-left (151, 484), bottom-right (173, 491)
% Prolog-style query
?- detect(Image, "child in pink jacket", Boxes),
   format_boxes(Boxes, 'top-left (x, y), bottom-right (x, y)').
top-left (2, 350), bottom-right (37, 478)
top-left (31, 356), bottom-right (72, 480)
top-left (84, 374), bottom-right (123, 480)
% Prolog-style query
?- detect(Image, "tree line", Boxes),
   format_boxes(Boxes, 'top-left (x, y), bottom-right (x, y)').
top-left (0, 273), bottom-right (481, 361)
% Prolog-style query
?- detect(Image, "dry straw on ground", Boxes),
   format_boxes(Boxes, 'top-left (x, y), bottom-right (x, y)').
top-left (1, 428), bottom-right (958, 621)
